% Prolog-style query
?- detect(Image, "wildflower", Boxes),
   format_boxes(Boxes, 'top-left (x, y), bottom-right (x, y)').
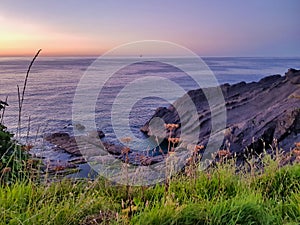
top-left (22, 144), bottom-right (34, 151)
top-left (121, 147), bottom-right (130, 155)
top-left (168, 137), bottom-right (180, 144)
top-left (194, 145), bottom-right (204, 153)
top-left (1, 167), bottom-right (11, 174)
top-left (168, 151), bottom-right (175, 156)
top-left (164, 123), bottom-right (179, 130)
top-left (54, 165), bottom-right (66, 171)
top-left (217, 149), bottom-right (231, 158)
top-left (26, 159), bottom-right (34, 166)
top-left (292, 148), bottom-right (300, 157)
top-left (186, 157), bottom-right (193, 164)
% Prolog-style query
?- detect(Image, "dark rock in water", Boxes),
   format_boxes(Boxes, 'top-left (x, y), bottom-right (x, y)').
top-left (88, 130), bottom-right (105, 139)
top-left (44, 131), bottom-right (119, 157)
top-left (44, 132), bottom-right (82, 156)
top-left (45, 132), bottom-right (70, 140)
top-left (74, 123), bottom-right (85, 131)
top-left (102, 142), bottom-right (123, 155)
top-left (141, 68), bottom-right (300, 156)
top-left (44, 131), bottom-right (162, 167)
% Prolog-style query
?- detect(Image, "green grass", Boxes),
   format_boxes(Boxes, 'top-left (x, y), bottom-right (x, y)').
top-left (0, 160), bottom-right (299, 225)
top-left (0, 123), bottom-right (30, 184)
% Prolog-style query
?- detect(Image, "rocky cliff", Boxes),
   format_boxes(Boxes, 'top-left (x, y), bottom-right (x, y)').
top-left (141, 69), bottom-right (300, 155)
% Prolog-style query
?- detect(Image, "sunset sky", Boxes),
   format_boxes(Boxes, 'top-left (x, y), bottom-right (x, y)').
top-left (1, 0), bottom-right (299, 57)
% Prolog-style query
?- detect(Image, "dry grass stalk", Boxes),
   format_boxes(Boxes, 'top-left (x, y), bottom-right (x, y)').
top-left (17, 49), bottom-right (42, 137)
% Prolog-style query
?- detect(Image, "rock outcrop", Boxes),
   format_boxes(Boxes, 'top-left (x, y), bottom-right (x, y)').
top-left (44, 131), bottom-right (165, 166)
top-left (141, 68), bottom-right (300, 156)
top-left (44, 131), bottom-right (122, 157)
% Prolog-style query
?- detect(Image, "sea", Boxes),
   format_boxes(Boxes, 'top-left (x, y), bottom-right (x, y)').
top-left (1, 56), bottom-right (299, 168)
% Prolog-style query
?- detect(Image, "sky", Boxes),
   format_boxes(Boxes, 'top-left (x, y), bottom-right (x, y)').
top-left (0, 0), bottom-right (299, 57)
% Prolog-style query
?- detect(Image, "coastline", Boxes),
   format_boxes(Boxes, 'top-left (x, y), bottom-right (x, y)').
top-left (38, 68), bottom-right (300, 177)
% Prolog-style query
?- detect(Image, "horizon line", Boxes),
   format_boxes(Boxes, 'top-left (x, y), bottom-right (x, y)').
top-left (1, 54), bottom-right (300, 58)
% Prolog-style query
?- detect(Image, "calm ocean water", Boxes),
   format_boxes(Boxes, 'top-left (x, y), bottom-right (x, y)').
top-left (0, 57), bottom-right (299, 159)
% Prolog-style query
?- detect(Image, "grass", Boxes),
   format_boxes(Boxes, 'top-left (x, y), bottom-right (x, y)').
top-left (0, 122), bottom-right (29, 184)
top-left (0, 158), bottom-right (299, 224)
top-left (0, 179), bottom-right (118, 225)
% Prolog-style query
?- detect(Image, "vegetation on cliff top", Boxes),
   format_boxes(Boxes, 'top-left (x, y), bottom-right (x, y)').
top-left (0, 154), bottom-right (299, 225)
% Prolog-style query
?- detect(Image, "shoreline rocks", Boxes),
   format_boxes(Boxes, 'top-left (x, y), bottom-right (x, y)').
top-left (44, 131), bottom-right (122, 158)
top-left (44, 131), bottom-right (165, 167)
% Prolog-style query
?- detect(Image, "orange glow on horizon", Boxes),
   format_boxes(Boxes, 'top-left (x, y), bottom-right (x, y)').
top-left (0, 20), bottom-right (227, 57)
top-left (0, 49), bottom-right (106, 57)
top-left (0, 34), bottom-right (110, 57)
top-left (0, 16), bottom-right (111, 57)
top-left (0, 14), bottom-right (221, 57)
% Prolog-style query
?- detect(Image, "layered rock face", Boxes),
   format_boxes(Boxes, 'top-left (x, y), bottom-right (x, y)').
top-left (141, 69), bottom-right (300, 155)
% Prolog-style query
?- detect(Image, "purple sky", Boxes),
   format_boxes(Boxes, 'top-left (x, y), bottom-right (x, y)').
top-left (1, 0), bottom-right (299, 56)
